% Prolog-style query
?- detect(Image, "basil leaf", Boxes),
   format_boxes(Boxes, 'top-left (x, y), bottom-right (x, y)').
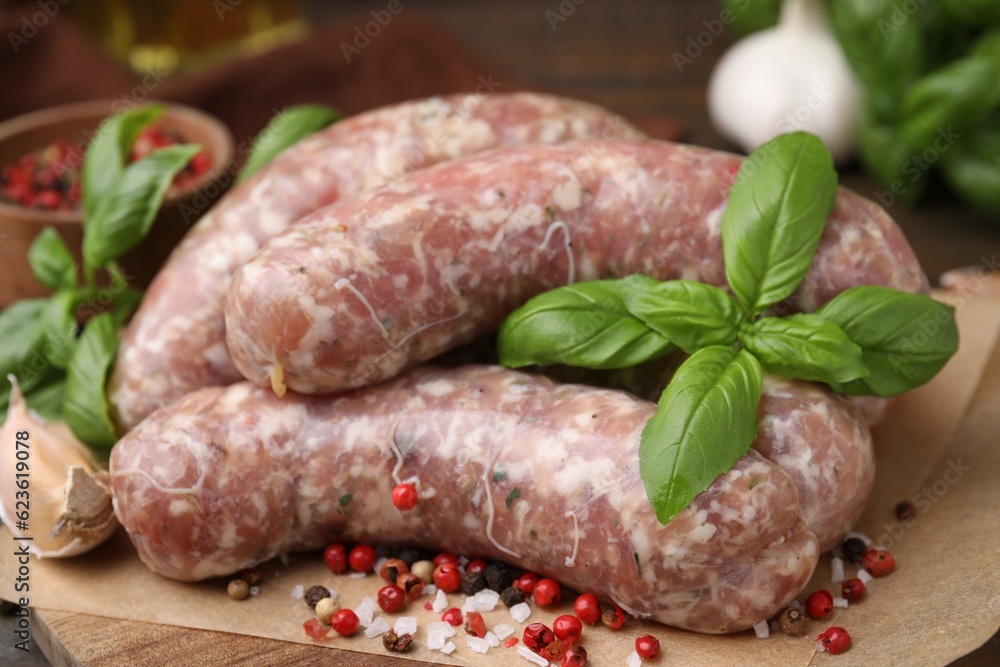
top-left (742, 313), bottom-right (868, 384)
top-left (83, 144), bottom-right (201, 272)
top-left (63, 313), bottom-right (120, 448)
top-left (40, 289), bottom-right (94, 369)
top-left (722, 0), bottom-right (780, 36)
top-left (0, 299), bottom-right (49, 406)
top-left (112, 285), bottom-right (144, 328)
top-left (831, 0), bottom-right (925, 121)
top-left (940, 118), bottom-right (1000, 215)
top-left (23, 374), bottom-right (67, 423)
top-left (722, 132), bottom-right (837, 317)
top-left (83, 105), bottom-right (165, 221)
top-left (857, 106), bottom-right (927, 205)
top-left (238, 105), bottom-right (341, 184)
top-left (625, 280), bottom-right (743, 354)
top-left (899, 57), bottom-right (1000, 150)
top-left (940, 0), bottom-right (1000, 26)
top-left (640, 346), bottom-right (762, 525)
top-left (27, 227), bottom-right (78, 291)
top-left (817, 287), bottom-right (958, 397)
top-left (498, 276), bottom-right (674, 369)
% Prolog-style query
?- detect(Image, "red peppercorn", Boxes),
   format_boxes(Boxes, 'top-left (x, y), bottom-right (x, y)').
top-left (574, 593), bottom-right (601, 625)
top-left (377, 584), bottom-right (406, 613)
top-left (553, 614), bottom-right (583, 644)
top-left (514, 571), bottom-right (540, 594)
top-left (303, 618), bottom-right (330, 639)
top-left (562, 645), bottom-right (587, 666)
top-left (635, 634), bottom-right (660, 659)
top-left (190, 151), bottom-right (212, 175)
top-left (464, 611), bottom-right (486, 638)
top-left (860, 548), bottom-right (895, 577)
top-left (348, 544), bottom-right (376, 573)
top-left (392, 483), bottom-right (418, 511)
top-left (601, 604), bottom-right (626, 630)
top-left (35, 190), bottom-right (62, 210)
top-left (523, 622), bottom-right (557, 653)
top-left (433, 563), bottom-right (462, 593)
top-left (330, 609), bottom-right (359, 636)
top-left (434, 552), bottom-right (460, 567)
top-left (441, 608), bottom-right (463, 626)
top-left (323, 544), bottom-right (348, 574)
top-left (806, 589), bottom-right (834, 619)
top-left (533, 578), bottom-right (561, 606)
top-left (466, 559), bottom-right (487, 574)
top-left (841, 578), bottom-right (866, 603)
top-left (816, 626), bottom-right (852, 654)
top-left (504, 637), bottom-right (519, 648)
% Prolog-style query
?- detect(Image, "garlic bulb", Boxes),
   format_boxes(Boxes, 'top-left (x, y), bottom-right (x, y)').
top-left (0, 375), bottom-right (118, 557)
top-left (708, 0), bottom-right (860, 163)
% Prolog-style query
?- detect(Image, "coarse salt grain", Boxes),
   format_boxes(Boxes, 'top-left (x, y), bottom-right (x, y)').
top-left (753, 620), bottom-right (770, 639)
top-left (279, 553), bottom-right (290, 566)
top-left (290, 585), bottom-right (304, 600)
top-left (441, 641), bottom-right (456, 655)
top-left (461, 595), bottom-right (478, 614)
top-left (355, 596), bottom-right (376, 627)
top-left (249, 586), bottom-right (261, 596)
top-left (474, 588), bottom-right (501, 611)
top-left (789, 599), bottom-right (804, 612)
top-left (374, 557), bottom-right (388, 574)
top-left (510, 602), bottom-right (531, 623)
top-left (517, 644), bottom-right (549, 666)
top-left (626, 650), bottom-right (642, 667)
top-left (432, 588), bottom-right (448, 613)
top-left (831, 556), bottom-right (845, 583)
top-left (423, 584), bottom-right (437, 596)
top-left (493, 623), bottom-right (515, 640)
top-left (427, 622), bottom-right (456, 650)
top-left (328, 589), bottom-right (338, 600)
top-left (858, 569), bottom-right (874, 584)
top-left (349, 571), bottom-right (367, 579)
top-left (364, 616), bottom-right (389, 638)
top-left (486, 631), bottom-right (500, 647)
top-left (467, 635), bottom-right (490, 654)
top-left (395, 616), bottom-right (417, 636)
top-left (833, 597), bottom-right (849, 609)
top-left (815, 641), bottom-right (827, 653)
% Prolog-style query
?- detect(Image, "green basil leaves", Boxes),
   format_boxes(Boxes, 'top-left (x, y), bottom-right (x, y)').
top-left (496, 132), bottom-right (959, 524)
top-left (238, 105), bottom-right (341, 184)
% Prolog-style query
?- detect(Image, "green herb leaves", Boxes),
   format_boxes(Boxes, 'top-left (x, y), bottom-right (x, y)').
top-left (722, 132), bottom-right (837, 317)
top-left (496, 132), bottom-right (959, 525)
top-left (63, 313), bottom-right (119, 448)
top-left (817, 287), bottom-right (958, 397)
top-left (499, 277), bottom-right (673, 369)
top-left (238, 105), bottom-right (341, 184)
top-left (640, 347), bottom-right (762, 524)
top-left (28, 228), bottom-right (77, 291)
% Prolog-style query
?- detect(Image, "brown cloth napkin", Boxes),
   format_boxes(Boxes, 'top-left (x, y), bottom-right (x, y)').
top-left (0, 7), bottom-right (683, 142)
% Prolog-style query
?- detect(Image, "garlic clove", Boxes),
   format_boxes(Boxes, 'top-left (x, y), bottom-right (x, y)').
top-left (0, 375), bottom-right (119, 557)
top-left (707, 0), bottom-right (861, 164)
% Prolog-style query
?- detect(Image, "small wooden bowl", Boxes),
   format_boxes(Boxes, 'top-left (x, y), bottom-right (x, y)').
top-left (0, 100), bottom-right (234, 307)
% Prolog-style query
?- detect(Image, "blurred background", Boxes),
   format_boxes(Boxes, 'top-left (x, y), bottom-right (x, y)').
top-left (1, 0), bottom-right (997, 664)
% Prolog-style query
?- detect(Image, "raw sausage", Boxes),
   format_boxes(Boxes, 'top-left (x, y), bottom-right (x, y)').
top-left (225, 140), bottom-right (929, 395)
top-left (109, 93), bottom-right (643, 431)
top-left (110, 365), bottom-right (819, 634)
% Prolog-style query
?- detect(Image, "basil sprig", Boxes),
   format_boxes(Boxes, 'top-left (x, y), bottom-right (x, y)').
top-left (2, 104), bottom-right (341, 446)
top-left (237, 105), bottom-right (341, 184)
top-left (498, 132), bottom-right (958, 524)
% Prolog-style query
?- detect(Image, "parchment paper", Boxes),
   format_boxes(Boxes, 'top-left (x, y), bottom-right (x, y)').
top-left (3, 287), bottom-right (1000, 667)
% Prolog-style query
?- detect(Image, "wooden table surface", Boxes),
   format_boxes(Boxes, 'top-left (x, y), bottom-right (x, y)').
top-left (4, 1), bottom-right (999, 665)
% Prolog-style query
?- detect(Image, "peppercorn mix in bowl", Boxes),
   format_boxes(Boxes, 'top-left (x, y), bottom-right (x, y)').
top-left (0, 100), bottom-right (234, 307)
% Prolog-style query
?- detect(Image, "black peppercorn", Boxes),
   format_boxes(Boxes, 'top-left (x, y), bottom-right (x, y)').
top-left (500, 585), bottom-right (525, 607)
top-left (304, 585), bottom-right (331, 608)
top-left (841, 537), bottom-right (866, 564)
top-left (483, 562), bottom-right (513, 592)
top-left (461, 570), bottom-right (487, 595)
top-left (778, 607), bottom-right (806, 636)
